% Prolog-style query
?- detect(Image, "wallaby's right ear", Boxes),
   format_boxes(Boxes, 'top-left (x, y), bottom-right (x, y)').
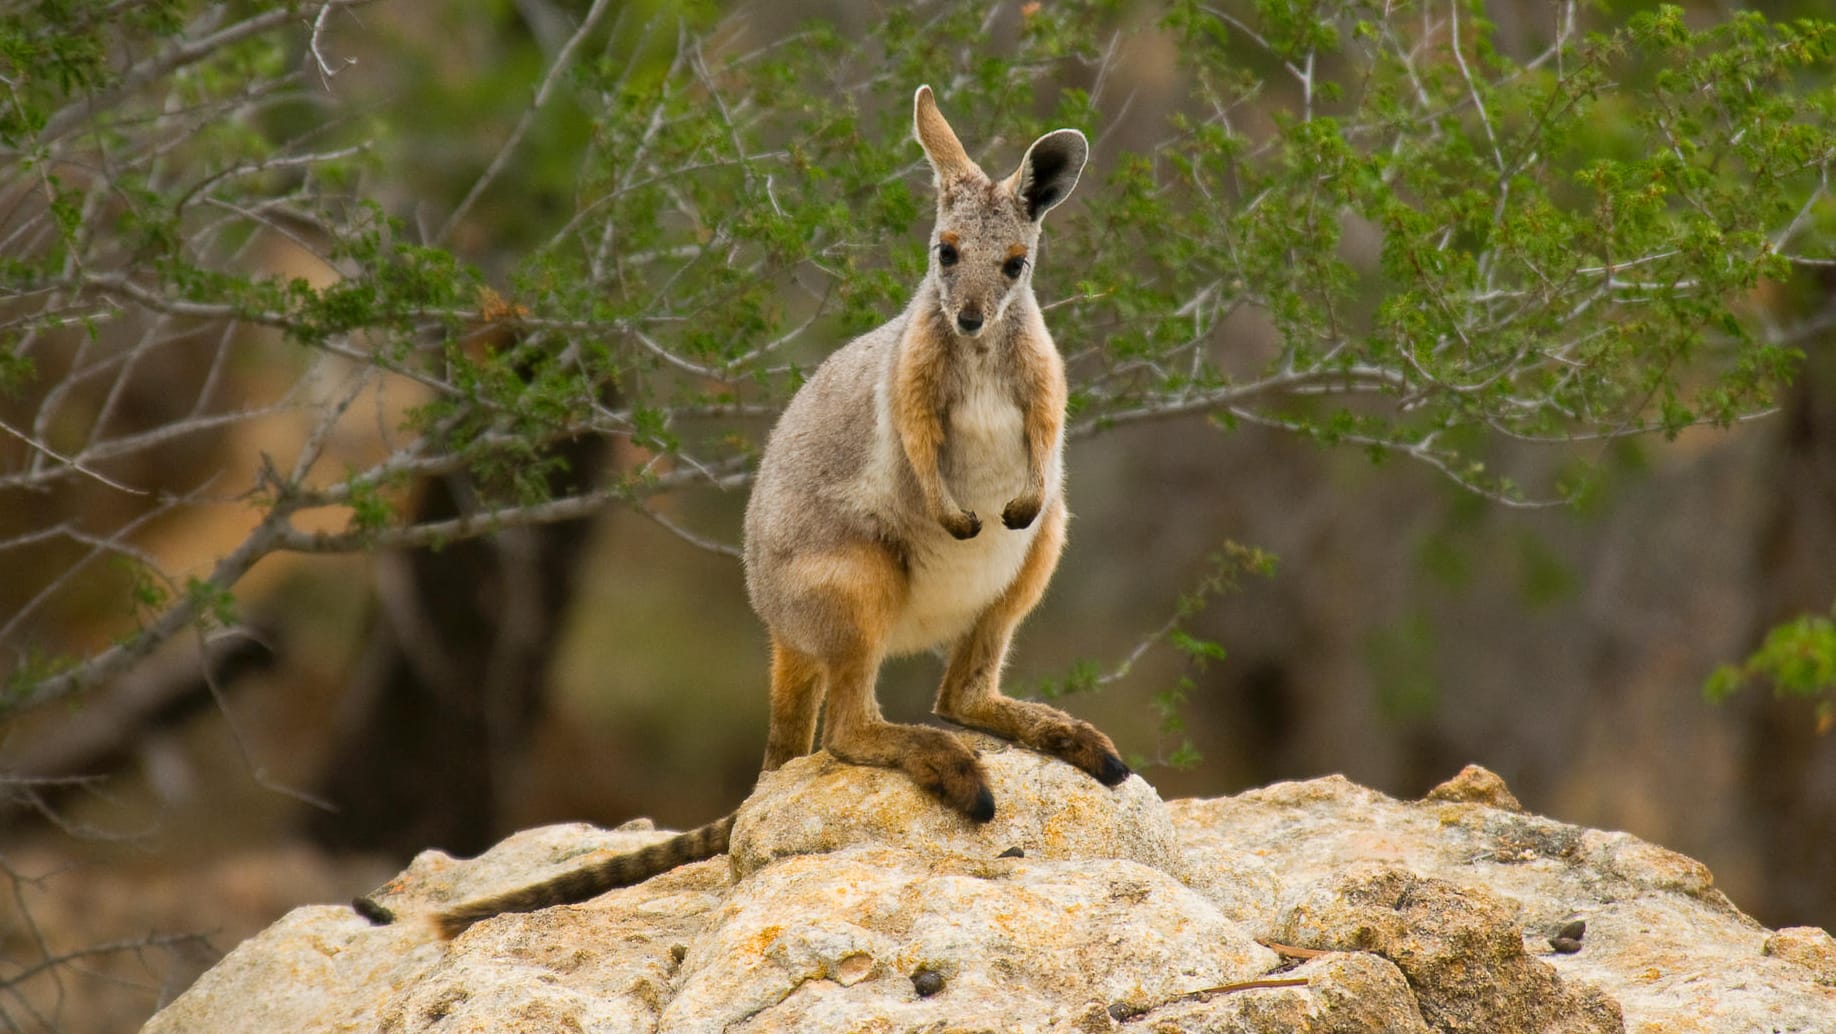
top-left (1008, 129), bottom-right (1088, 222)
top-left (914, 85), bottom-right (977, 186)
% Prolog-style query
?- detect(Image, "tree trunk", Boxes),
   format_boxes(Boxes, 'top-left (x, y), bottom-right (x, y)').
top-left (1737, 335), bottom-right (1836, 929)
top-left (305, 430), bottom-right (609, 858)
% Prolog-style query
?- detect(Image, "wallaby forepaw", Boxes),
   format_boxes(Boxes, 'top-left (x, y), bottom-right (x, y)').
top-left (942, 509), bottom-right (982, 540)
top-left (1000, 497), bottom-right (1041, 530)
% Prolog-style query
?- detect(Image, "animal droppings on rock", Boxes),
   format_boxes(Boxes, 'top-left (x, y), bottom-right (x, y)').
top-left (998, 846), bottom-right (1024, 858)
top-left (351, 896), bottom-right (394, 925)
top-left (1557, 919), bottom-right (1587, 942)
top-left (1551, 937), bottom-right (1584, 954)
top-left (911, 968), bottom-right (945, 997)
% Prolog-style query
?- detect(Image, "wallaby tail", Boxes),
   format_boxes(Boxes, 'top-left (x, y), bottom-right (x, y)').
top-left (353, 814), bottom-right (736, 939)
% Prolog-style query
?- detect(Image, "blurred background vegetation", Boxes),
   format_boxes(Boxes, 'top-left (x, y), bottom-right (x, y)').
top-left (3, 0), bottom-right (1836, 1028)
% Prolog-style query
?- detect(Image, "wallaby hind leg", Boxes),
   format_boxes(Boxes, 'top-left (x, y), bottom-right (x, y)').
top-left (790, 541), bottom-right (995, 821)
top-left (824, 642), bottom-right (996, 822)
top-left (934, 501), bottom-right (1131, 786)
top-left (763, 639), bottom-right (825, 771)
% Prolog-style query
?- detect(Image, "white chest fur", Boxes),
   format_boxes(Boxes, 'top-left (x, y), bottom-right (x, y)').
top-left (884, 382), bottom-right (1048, 656)
top-left (942, 378), bottom-right (1028, 514)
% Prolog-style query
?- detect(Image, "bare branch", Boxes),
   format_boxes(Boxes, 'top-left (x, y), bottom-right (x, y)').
top-left (1449, 0), bottom-right (1505, 176)
top-left (272, 460), bottom-right (751, 557)
top-left (0, 496), bottom-right (188, 647)
top-left (309, 1), bottom-right (358, 88)
top-left (435, 0), bottom-right (617, 246)
top-left (0, 414), bottom-right (147, 497)
top-left (0, 929), bottom-right (210, 998)
top-left (635, 503), bottom-right (742, 559)
top-left (33, 1), bottom-right (379, 148)
top-left (3, 499), bottom-right (296, 717)
top-left (1067, 365), bottom-right (1407, 439)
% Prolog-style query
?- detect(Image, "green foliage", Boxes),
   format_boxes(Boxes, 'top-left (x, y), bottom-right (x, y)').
top-left (0, 1), bottom-right (184, 142)
top-left (1706, 609), bottom-right (1836, 730)
top-left (0, 338), bottom-right (33, 396)
top-left (184, 577), bottom-right (238, 631)
top-left (4, 0), bottom-right (1836, 722)
top-left (342, 466), bottom-right (396, 536)
top-left (116, 556), bottom-right (172, 622)
top-left (1118, 1), bottom-right (1834, 498)
top-left (2, 646), bottom-right (76, 707)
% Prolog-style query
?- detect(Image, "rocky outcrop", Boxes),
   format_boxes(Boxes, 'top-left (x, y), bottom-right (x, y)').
top-left (143, 745), bottom-right (1836, 1033)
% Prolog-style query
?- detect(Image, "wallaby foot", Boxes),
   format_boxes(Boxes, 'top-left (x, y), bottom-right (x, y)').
top-left (941, 696), bottom-right (1130, 788)
top-left (1044, 719), bottom-right (1132, 786)
top-left (828, 720), bottom-right (995, 822)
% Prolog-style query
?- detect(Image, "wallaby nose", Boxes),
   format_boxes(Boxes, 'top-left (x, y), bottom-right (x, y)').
top-left (956, 310), bottom-right (983, 334)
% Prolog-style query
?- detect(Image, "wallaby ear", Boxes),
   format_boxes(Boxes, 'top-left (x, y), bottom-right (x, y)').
top-left (914, 85), bottom-right (977, 185)
top-left (1008, 129), bottom-right (1088, 222)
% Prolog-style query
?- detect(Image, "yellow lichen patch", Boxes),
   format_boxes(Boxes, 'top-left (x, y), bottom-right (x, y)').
top-left (742, 924), bottom-right (784, 959)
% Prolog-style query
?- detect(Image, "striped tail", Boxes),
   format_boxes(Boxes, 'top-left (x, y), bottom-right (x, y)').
top-left (354, 814), bottom-right (736, 939)
top-left (433, 814), bottom-right (736, 938)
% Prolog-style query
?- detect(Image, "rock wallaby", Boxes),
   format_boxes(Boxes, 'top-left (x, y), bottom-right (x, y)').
top-left (357, 86), bottom-right (1128, 939)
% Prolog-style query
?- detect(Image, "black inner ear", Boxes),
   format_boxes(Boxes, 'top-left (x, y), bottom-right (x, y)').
top-left (1026, 186), bottom-right (1061, 219)
top-left (1024, 146), bottom-right (1073, 220)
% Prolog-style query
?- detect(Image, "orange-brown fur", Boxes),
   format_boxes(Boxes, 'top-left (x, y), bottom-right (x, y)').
top-left (1003, 311), bottom-right (1067, 530)
top-left (892, 327), bottom-right (981, 539)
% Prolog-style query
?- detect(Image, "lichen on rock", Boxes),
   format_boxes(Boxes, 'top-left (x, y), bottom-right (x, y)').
top-left (1275, 863), bottom-right (1621, 1034)
top-left (145, 755), bottom-right (1836, 1033)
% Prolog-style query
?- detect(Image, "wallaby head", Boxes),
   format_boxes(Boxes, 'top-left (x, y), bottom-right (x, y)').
top-left (912, 85), bottom-right (1088, 339)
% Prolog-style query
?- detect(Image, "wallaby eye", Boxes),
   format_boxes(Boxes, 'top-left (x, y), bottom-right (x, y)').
top-left (937, 242), bottom-right (959, 267)
top-left (1002, 255), bottom-right (1027, 279)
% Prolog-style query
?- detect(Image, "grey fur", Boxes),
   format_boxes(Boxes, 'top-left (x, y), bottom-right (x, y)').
top-left (744, 87), bottom-right (1090, 659)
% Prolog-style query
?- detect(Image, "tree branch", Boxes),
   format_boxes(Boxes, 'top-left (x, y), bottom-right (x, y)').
top-left (435, 0), bottom-right (617, 246)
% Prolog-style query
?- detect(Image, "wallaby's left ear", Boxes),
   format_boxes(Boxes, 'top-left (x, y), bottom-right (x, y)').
top-left (1008, 129), bottom-right (1088, 222)
top-left (914, 85), bottom-right (979, 186)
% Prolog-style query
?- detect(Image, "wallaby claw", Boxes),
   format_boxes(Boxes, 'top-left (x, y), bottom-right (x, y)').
top-left (1095, 751), bottom-right (1132, 786)
top-left (1038, 721), bottom-right (1131, 788)
top-left (910, 747), bottom-right (996, 821)
top-left (943, 509), bottom-right (982, 539)
top-left (967, 785), bottom-right (997, 822)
